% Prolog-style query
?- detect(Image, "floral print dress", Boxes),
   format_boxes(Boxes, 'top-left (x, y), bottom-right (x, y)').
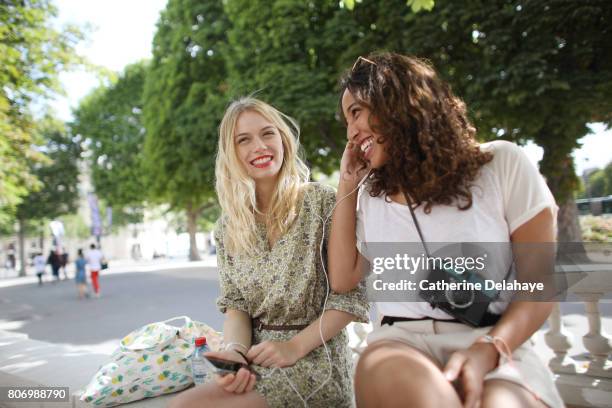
top-left (215, 182), bottom-right (369, 408)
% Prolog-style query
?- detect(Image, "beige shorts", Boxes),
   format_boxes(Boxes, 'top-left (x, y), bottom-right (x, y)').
top-left (367, 320), bottom-right (564, 408)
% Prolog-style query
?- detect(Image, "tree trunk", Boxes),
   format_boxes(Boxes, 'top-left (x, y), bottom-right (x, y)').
top-left (186, 205), bottom-right (201, 261)
top-left (538, 140), bottom-right (583, 243)
top-left (18, 219), bottom-right (26, 277)
top-left (557, 194), bottom-right (583, 243)
top-left (538, 136), bottom-right (589, 264)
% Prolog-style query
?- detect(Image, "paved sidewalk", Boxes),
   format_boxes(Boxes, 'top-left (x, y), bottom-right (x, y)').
top-left (0, 260), bottom-right (224, 407)
top-left (0, 255), bottom-right (218, 289)
top-left (0, 259), bottom-right (224, 350)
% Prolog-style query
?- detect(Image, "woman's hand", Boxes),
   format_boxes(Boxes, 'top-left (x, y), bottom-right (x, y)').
top-left (442, 343), bottom-right (499, 408)
top-left (340, 141), bottom-right (370, 188)
top-left (203, 350), bottom-right (256, 394)
top-left (246, 340), bottom-right (302, 368)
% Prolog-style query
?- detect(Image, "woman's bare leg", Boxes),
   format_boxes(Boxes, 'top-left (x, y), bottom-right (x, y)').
top-left (355, 340), bottom-right (462, 408)
top-left (168, 382), bottom-right (268, 408)
top-left (482, 379), bottom-right (548, 408)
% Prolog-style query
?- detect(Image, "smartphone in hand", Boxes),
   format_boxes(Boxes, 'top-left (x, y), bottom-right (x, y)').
top-left (204, 356), bottom-right (249, 376)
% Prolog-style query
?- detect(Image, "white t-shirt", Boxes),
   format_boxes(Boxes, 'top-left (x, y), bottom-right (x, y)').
top-left (86, 249), bottom-right (104, 271)
top-left (356, 140), bottom-right (557, 319)
top-left (34, 255), bottom-right (46, 273)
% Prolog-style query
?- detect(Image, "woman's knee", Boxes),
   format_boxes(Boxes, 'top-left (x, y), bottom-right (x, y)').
top-left (168, 384), bottom-right (216, 408)
top-left (169, 384), bottom-right (268, 408)
top-left (356, 342), bottom-right (444, 391)
top-left (355, 342), bottom-right (461, 407)
top-left (482, 379), bottom-right (545, 408)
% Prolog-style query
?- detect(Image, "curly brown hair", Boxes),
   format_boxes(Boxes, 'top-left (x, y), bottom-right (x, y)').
top-left (339, 52), bottom-right (493, 213)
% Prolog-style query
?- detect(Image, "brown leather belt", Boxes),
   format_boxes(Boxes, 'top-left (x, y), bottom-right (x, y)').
top-left (253, 318), bottom-right (309, 331)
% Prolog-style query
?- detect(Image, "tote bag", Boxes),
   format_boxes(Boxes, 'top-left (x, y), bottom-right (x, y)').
top-left (80, 316), bottom-right (222, 407)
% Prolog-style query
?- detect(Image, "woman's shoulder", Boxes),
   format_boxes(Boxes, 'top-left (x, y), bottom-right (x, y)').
top-left (357, 183), bottom-right (386, 208)
top-left (302, 182), bottom-right (336, 202)
top-left (303, 181), bottom-right (335, 195)
top-left (299, 182), bottom-right (337, 217)
top-left (479, 140), bottom-right (525, 163)
top-left (479, 140), bottom-right (534, 177)
top-left (214, 216), bottom-right (228, 239)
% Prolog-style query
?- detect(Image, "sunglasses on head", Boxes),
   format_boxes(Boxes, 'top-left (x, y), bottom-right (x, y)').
top-left (352, 56), bottom-right (377, 72)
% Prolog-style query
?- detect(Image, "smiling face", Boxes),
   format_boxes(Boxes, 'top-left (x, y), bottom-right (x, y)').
top-left (234, 110), bottom-right (284, 183)
top-left (341, 89), bottom-right (388, 169)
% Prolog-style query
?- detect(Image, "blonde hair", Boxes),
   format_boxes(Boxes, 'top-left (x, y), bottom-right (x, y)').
top-left (215, 97), bottom-right (310, 256)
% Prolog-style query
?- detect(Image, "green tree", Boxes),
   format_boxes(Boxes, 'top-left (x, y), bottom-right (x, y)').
top-left (143, 0), bottom-right (229, 260)
top-left (0, 0), bottom-right (84, 222)
top-left (72, 61), bottom-right (149, 227)
top-left (15, 117), bottom-right (82, 275)
top-left (341, 0), bottom-right (434, 13)
top-left (372, 0), bottom-right (612, 242)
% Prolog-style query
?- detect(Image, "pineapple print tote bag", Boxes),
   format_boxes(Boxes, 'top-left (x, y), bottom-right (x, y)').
top-left (80, 316), bottom-right (222, 407)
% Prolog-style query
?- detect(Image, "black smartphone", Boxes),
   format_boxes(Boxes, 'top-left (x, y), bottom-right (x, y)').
top-left (204, 356), bottom-right (248, 376)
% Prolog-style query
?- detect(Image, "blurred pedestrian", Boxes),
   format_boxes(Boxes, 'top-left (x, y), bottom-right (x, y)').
top-left (86, 243), bottom-right (104, 298)
top-left (47, 249), bottom-right (62, 282)
top-left (61, 248), bottom-right (69, 280)
top-left (7, 243), bottom-right (16, 270)
top-left (75, 249), bottom-right (88, 299)
top-left (33, 252), bottom-right (46, 285)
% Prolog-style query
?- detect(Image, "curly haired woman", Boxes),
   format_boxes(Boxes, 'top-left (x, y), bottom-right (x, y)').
top-left (329, 53), bottom-right (564, 408)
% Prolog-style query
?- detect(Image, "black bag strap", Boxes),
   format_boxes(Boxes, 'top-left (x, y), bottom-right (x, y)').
top-left (402, 191), bottom-right (513, 283)
top-left (402, 192), bottom-right (431, 257)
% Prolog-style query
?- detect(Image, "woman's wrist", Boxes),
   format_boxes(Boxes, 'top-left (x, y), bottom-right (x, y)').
top-left (224, 341), bottom-right (250, 363)
top-left (337, 177), bottom-right (361, 197)
top-left (220, 347), bottom-right (249, 364)
top-left (224, 341), bottom-right (249, 354)
top-left (471, 342), bottom-right (499, 368)
top-left (287, 336), bottom-right (306, 360)
top-left (470, 335), bottom-right (505, 372)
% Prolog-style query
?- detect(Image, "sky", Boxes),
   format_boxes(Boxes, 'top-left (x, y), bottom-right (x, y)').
top-left (52, 0), bottom-right (611, 176)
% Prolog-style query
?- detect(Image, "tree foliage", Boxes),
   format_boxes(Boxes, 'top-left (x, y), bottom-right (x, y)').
top-left (582, 162), bottom-right (612, 198)
top-left (0, 0), bottom-right (83, 221)
top-left (392, 0), bottom-right (611, 202)
top-left (397, 0), bottom-right (611, 241)
top-left (143, 0), bottom-right (230, 259)
top-left (144, 0), bottom-right (228, 208)
top-left (72, 61), bottom-right (148, 226)
top-left (15, 117), bottom-right (82, 224)
top-left (341, 0), bottom-right (434, 13)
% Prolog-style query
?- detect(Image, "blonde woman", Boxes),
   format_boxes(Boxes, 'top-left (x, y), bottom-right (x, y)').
top-left (169, 97), bottom-right (368, 408)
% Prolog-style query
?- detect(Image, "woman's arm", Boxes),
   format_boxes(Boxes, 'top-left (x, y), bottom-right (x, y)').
top-left (246, 310), bottom-right (355, 367)
top-left (328, 142), bottom-right (369, 293)
top-left (204, 309), bottom-right (256, 394)
top-left (487, 207), bottom-right (556, 350)
top-left (204, 309), bottom-right (252, 362)
top-left (443, 207), bottom-right (556, 407)
top-left (328, 182), bottom-right (363, 293)
top-left (222, 309), bottom-right (253, 353)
